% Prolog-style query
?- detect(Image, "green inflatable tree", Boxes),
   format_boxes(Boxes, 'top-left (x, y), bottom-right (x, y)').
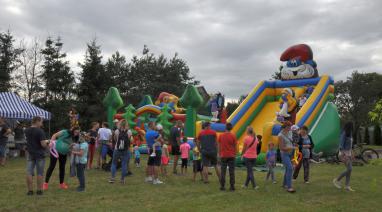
top-left (138, 95), bottom-right (154, 124)
top-left (123, 104), bottom-right (137, 135)
top-left (103, 87), bottom-right (124, 129)
top-left (180, 85), bottom-right (204, 137)
top-left (156, 104), bottom-right (173, 139)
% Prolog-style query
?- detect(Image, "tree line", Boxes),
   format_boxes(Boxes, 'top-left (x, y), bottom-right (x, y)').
top-left (0, 30), bottom-right (198, 132)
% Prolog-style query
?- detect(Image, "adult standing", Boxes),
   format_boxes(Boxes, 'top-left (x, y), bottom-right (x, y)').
top-left (218, 123), bottom-right (237, 191)
top-left (333, 122), bottom-right (355, 192)
top-left (0, 117), bottom-right (12, 166)
top-left (241, 127), bottom-right (259, 189)
top-left (197, 122), bottom-right (221, 184)
top-left (43, 127), bottom-right (80, 190)
top-left (278, 122), bottom-right (296, 193)
top-left (170, 120), bottom-right (183, 174)
top-left (109, 120), bottom-right (132, 184)
top-left (97, 122), bottom-right (112, 168)
top-left (25, 117), bottom-right (49, 195)
top-left (145, 122), bottom-right (163, 185)
top-left (87, 122), bottom-right (99, 169)
top-left (293, 126), bottom-right (315, 183)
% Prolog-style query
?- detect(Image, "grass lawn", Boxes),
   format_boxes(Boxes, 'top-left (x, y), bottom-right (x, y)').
top-left (0, 157), bottom-right (381, 212)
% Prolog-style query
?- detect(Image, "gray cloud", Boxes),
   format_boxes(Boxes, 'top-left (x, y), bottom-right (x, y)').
top-left (1, 0), bottom-right (381, 99)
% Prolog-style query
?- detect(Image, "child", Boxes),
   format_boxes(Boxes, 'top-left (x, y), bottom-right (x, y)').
top-left (71, 132), bottom-right (89, 192)
top-left (179, 137), bottom-right (191, 175)
top-left (266, 143), bottom-right (277, 184)
top-left (133, 145), bottom-right (140, 168)
top-left (161, 141), bottom-right (170, 176)
top-left (192, 145), bottom-right (203, 181)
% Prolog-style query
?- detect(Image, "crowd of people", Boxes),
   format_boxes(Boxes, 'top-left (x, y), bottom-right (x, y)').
top-left (1, 116), bottom-right (356, 195)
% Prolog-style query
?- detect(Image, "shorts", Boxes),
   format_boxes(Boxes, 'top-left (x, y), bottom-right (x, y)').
top-left (26, 155), bottom-right (45, 176)
top-left (101, 144), bottom-right (109, 160)
top-left (161, 156), bottom-right (170, 165)
top-left (201, 152), bottom-right (217, 167)
top-left (193, 160), bottom-right (202, 173)
top-left (147, 149), bottom-right (161, 166)
top-left (171, 145), bottom-right (181, 155)
top-left (0, 145), bottom-right (6, 157)
top-left (181, 158), bottom-right (188, 168)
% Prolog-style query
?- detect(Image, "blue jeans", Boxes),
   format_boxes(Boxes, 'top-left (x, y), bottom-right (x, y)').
top-left (111, 150), bottom-right (130, 180)
top-left (76, 163), bottom-right (86, 189)
top-left (281, 152), bottom-right (293, 189)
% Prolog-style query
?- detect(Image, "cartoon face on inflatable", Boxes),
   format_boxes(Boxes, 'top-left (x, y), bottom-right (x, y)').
top-left (280, 62), bottom-right (316, 80)
top-left (279, 44), bottom-right (318, 80)
top-left (279, 88), bottom-right (297, 113)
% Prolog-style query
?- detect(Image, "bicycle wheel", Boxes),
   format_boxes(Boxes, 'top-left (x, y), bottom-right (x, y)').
top-left (361, 148), bottom-right (379, 163)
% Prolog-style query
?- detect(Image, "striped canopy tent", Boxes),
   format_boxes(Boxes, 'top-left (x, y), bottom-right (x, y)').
top-left (0, 92), bottom-right (51, 120)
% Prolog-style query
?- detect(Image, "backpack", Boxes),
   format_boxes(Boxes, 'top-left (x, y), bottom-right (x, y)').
top-left (116, 129), bottom-right (130, 151)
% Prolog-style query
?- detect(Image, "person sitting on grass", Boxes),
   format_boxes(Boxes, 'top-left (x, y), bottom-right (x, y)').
top-left (293, 125), bottom-right (315, 183)
top-left (71, 132), bottom-right (89, 192)
top-left (25, 117), bottom-right (49, 196)
top-left (218, 123), bottom-right (237, 191)
top-left (265, 142), bottom-right (277, 184)
top-left (180, 137), bottom-right (191, 175)
top-left (192, 144), bottom-right (203, 182)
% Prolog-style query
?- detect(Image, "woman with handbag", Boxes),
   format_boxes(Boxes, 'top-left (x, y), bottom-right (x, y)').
top-left (241, 127), bottom-right (259, 189)
top-left (333, 122), bottom-right (355, 192)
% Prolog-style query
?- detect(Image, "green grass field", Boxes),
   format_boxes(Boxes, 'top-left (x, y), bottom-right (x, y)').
top-left (0, 158), bottom-right (381, 212)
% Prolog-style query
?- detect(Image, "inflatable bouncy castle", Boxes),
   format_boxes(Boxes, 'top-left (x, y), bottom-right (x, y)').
top-left (200, 44), bottom-right (340, 163)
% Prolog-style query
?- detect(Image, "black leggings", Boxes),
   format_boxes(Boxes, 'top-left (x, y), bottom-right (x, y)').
top-left (45, 153), bottom-right (67, 184)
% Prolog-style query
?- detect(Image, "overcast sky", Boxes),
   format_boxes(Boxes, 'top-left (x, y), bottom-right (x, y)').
top-left (1, 0), bottom-right (381, 100)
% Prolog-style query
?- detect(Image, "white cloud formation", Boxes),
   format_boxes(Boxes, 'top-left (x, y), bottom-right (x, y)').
top-left (0, 0), bottom-right (381, 99)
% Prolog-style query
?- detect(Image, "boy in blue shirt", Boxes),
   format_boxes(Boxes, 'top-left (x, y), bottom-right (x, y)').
top-left (71, 132), bottom-right (89, 192)
top-left (144, 122), bottom-right (163, 185)
top-left (266, 143), bottom-right (277, 184)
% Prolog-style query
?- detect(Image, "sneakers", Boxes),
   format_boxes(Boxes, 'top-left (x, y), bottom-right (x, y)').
top-left (43, 183), bottom-right (49, 190)
top-left (120, 179), bottom-right (126, 184)
top-left (59, 183), bottom-right (69, 189)
top-left (332, 179), bottom-right (342, 189)
top-left (109, 178), bottom-right (115, 184)
top-left (345, 186), bottom-right (355, 192)
top-left (241, 185), bottom-right (248, 189)
top-left (153, 179), bottom-right (164, 185)
top-left (305, 181), bottom-right (310, 184)
top-left (254, 186), bottom-right (260, 190)
top-left (145, 176), bottom-right (153, 183)
top-left (273, 181), bottom-right (277, 184)
top-left (26, 191), bottom-right (33, 196)
top-left (150, 152), bottom-right (156, 157)
top-left (36, 190), bottom-right (43, 195)
top-left (229, 187), bottom-right (235, 192)
top-left (76, 187), bottom-right (85, 192)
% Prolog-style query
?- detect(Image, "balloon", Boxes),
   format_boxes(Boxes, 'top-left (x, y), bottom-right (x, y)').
top-left (49, 140), bottom-right (59, 158)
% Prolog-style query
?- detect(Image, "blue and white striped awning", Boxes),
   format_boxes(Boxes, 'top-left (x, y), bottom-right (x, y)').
top-left (0, 92), bottom-right (51, 120)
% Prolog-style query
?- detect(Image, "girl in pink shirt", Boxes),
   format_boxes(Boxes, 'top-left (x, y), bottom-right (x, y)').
top-left (241, 127), bottom-right (259, 189)
top-left (180, 138), bottom-right (191, 175)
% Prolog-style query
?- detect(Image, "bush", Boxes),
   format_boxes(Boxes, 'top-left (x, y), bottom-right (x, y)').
top-left (374, 124), bottom-right (382, 146)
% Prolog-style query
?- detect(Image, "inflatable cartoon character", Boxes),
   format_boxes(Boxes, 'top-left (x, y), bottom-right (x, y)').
top-left (155, 92), bottom-right (184, 113)
top-left (68, 108), bottom-right (79, 128)
top-left (279, 44), bottom-right (319, 80)
top-left (277, 88), bottom-right (297, 117)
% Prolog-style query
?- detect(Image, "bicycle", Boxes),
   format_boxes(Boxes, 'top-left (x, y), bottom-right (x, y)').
top-left (352, 143), bottom-right (379, 164)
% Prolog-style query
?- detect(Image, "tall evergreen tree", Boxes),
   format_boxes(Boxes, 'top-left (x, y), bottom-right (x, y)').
top-left (105, 51), bottom-right (130, 101)
top-left (77, 39), bottom-right (109, 128)
top-left (39, 37), bottom-right (75, 131)
top-left (0, 30), bottom-right (22, 91)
